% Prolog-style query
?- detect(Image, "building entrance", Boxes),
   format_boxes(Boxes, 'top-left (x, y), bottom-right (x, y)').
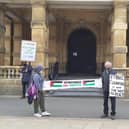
top-left (67, 28), bottom-right (96, 74)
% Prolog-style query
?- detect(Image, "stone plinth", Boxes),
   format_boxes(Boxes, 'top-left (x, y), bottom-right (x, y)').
top-left (0, 79), bottom-right (21, 95)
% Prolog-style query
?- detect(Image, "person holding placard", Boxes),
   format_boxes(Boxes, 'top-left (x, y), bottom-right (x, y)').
top-left (101, 61), bottom-right (116, 120)
top-left (21, 62), bottom-right (33, 98)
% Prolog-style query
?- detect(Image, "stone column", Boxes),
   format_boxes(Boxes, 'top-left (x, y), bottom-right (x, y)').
top-left (0, 10), bottom-right (5, 65)
top-left (112, 0), bottom-right (128, 68)
top-left (13, 23), bottom-right (22, 65)
top-left (96, 22), bottom-right (102, 74)
top-left (4, 20), bottom-right (11, 65)
top-left (56, 18), bottom-right (64, 73)
top-left (49, 22), bottom-right (57, 63)
top-left (31, 0), bottom-right (47, 67)
top-left (104, 12), bottom-right (112, 63)
top-left (44, 26), bottom-right (49, 77)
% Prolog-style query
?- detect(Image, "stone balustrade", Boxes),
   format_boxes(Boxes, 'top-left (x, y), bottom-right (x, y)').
top-left (0, 66), bottom-right (21, 95)
top-left (0, 66), bottom-right (50, 79)
top-left (0, 66), bottom-right (21, 79)
top-left (0, 66), bottom-right (50, 95)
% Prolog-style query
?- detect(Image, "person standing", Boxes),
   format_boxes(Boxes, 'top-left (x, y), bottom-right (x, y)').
top-left (101, 61), bottom-right (116, 120)
top-left (21, 62), bottom-right (33, 98)
top-left (32, 65), bottom-right (51, 117)
top-left (53, 61), bottom-right (59, 80)
top-left (48, 61), bottom-right (59, 80)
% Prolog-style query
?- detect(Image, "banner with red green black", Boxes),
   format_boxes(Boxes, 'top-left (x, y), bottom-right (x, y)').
top-left (43, 78), bottom-right (102, 91)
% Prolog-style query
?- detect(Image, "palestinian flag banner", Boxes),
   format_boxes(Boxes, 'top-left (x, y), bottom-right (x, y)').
top-left (43, 78), bottom-right (102, 91)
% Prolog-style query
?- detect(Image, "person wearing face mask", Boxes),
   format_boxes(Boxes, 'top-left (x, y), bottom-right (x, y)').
top-left (101, 61), bottom-right (116, 120)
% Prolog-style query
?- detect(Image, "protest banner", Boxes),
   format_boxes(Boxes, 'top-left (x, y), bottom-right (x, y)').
top-left (109, 74), bottom-right (124, 97)
top-left (20, 40), bottom-right (36, 61)
top-left (43, 78), bottom-right (102, 91)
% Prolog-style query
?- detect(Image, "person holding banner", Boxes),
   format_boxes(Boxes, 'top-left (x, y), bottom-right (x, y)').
top-left (21, 62), bottom-right (33, 98)
top-left (101, 61), bottom-right (116, 120)
top-left (32, 65), bottom-right (51, 117)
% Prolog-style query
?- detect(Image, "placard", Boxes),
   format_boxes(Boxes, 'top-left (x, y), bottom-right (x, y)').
top-left (20, 40), bottom-right (36, 61)
top-left (109, 74), bottom-right (124, 97)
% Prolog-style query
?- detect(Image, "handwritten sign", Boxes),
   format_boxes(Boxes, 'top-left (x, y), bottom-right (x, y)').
top-left (20, 40), bottom-right (36, 61)
top-left (109, 74), bottom-right (124, 97)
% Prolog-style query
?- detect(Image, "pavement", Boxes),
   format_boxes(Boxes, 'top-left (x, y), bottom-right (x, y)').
top-left (0, 96), bottom-right (129, 129)
top-left (1, 117), bottom-right (129, 129)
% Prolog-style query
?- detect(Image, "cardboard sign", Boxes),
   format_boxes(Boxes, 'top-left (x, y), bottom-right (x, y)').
top-left (20, 40), bottom-right (36, 61)
top-left (109, 74), bottom-right (124, 97)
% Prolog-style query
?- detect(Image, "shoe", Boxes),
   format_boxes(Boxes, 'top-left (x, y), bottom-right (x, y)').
top-left (42, 111), bottom-right (51, 116)
top-left (110, 115), bottom-right (115, 120)
top-left (101, 114), bottom-right (108, 118)
top-left (20, 96), bottom-right (25, 99)
top-left (33, 113), bottom-right (42, 117)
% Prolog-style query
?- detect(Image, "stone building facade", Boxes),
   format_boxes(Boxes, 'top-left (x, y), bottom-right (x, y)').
top-left (0, 0), bottom-right (129, 97)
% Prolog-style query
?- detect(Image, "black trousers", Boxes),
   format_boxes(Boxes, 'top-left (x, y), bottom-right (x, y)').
top-left (22, 81), bottom-right (29, 97)
top-left (103, 91), bottom-right (116, 116)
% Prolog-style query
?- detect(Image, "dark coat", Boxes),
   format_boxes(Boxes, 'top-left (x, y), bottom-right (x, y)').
top-left (102, 69), bottom-right (116, 92)
top-left (21, 64), bottom-right (33, 83)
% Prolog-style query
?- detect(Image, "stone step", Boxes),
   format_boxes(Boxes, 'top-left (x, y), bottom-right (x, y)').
top-left (48, 88), bottom-right (103, 97)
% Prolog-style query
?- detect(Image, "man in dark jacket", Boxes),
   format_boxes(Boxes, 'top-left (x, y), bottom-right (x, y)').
top-left (21, 62), bottom-right (33, 98)
top-left (53, 61), bottom-right (59, 80)
top-left (101, 61), bottom-right (116, 120)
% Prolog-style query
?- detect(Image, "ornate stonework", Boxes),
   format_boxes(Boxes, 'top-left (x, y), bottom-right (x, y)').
top-left (0, 0), bottom-right (129, 97)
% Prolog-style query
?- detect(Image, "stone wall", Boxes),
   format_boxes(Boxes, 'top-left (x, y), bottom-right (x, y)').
top-left (0, 79), bottom-right (21, 95)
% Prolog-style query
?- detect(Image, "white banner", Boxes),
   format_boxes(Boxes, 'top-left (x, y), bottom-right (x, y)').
top-left (20, 40), bottom-right (36, 61)
top-left (43, 78), bottom-right (102, 91)
top-left (109, 74), bottom-right (124, 97)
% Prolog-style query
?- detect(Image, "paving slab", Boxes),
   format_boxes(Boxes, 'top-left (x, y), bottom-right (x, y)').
top-left (0, 117), bottom-right (129, 129)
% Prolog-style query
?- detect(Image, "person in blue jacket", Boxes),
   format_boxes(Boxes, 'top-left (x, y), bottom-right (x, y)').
top-left (32, 65), bottom-right (51, 117)
top-left (101, 61), bottom-right (116, 120)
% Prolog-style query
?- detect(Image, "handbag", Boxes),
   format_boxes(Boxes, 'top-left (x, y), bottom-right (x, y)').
top-left (27, 81), bottom-right (37, 104)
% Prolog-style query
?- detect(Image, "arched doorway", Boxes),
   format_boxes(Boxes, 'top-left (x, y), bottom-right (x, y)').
top-left (67, 28), bottom-right (96, 74)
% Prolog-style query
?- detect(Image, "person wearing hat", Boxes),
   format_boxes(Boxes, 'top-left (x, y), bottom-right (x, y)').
top-left (32, 65), bottom-right (51, 117)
